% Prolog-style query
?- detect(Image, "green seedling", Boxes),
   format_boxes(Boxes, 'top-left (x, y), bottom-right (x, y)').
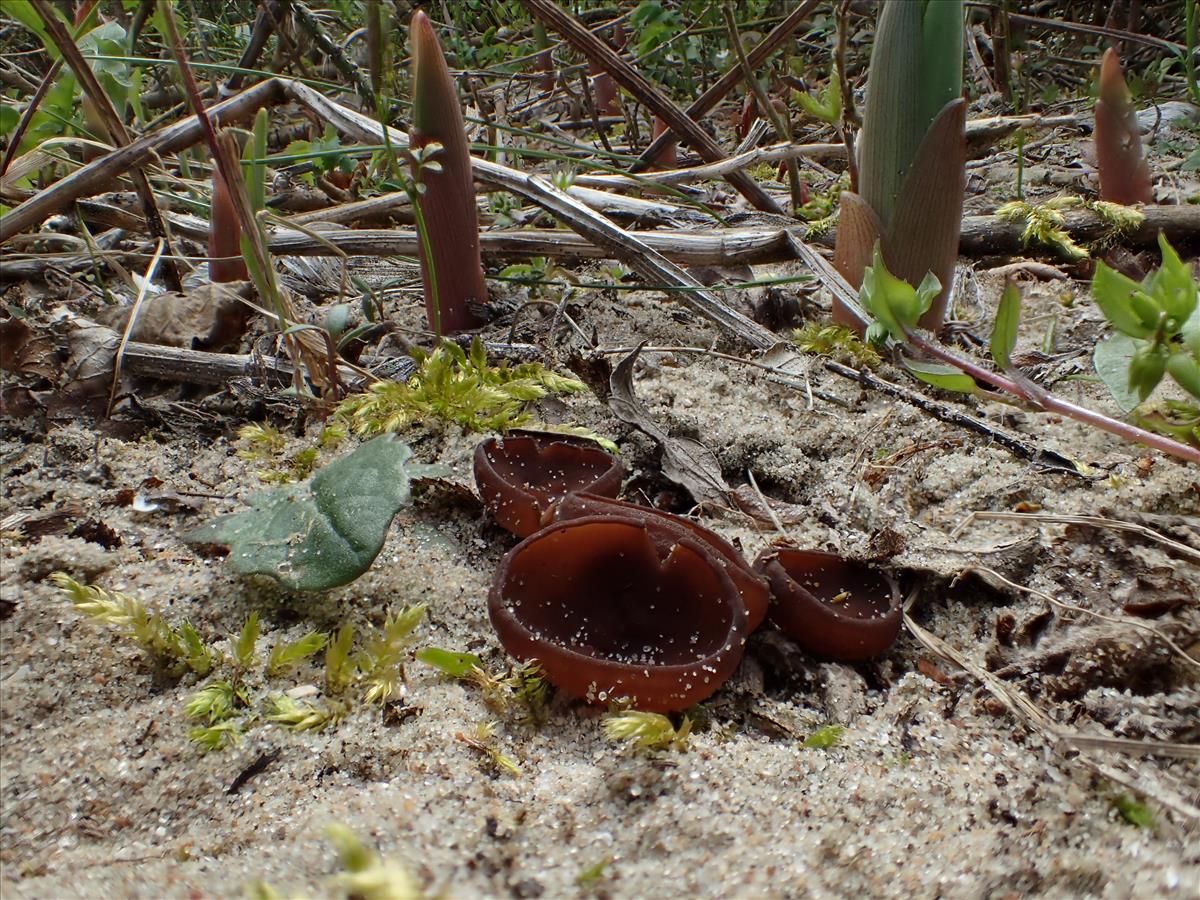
top-left (232, 612), bottom-right (260, 670)
top-left (416, 647), bottom-right (486, 678)
top-left (602, 710), bottom-right (692, 752)
top-left (267, 631), bottom-right (328, 676)
top-left (418, 649), bottom-right (549, 725)
top-left (1092, 235), bottom-right (1200, 445)
top-left (794, 70), bottom-right (842, 125)
top-left (188, 720), bottom-right (243, 753)
top-left (236, 424), bottom-right (323, 485)
top-left (576, 856), bottom-right (613, 888)
top-left (187, 435), bottom-right (442, 591)
top-left (326, 824), bottom-right (424, 900)
top-left (336, 338), bottom-right (586, 436)
top-left (184, 680), bottom-right (248, 724)
top-left (802, 724), bottom-right (845, 749)
top-left (325, 623), bottom-right (357, 694)
top-left (266, 694), bottom-right (347, 732)
top-left (51, 572), bottom-right (218, 676)
top-left (1113, 794), bottom-right (1156, 829)
top-left (359, 605), bottom-right (428, 705)
top-left (457, 720), bottom-right (521, 777)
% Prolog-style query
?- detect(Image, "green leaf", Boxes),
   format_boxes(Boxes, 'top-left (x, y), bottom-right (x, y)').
top-left (903, 358), bottom-right (979, 394)
top-left (1093, 333), bottom-right (1142, 413)
top-left (267, 631), bottom-right (328, 675)
top-left (234, 612), bottom-right (260, 669)
top-left (803, 724), bottom-right (845, 749)
top-left (185, 435), bottom-right (443, 591)
top-left (1092, 262), bottom-right (1155, 339)
top-left (991, 280), bottom-right (1021, 370)
top-left (1166, 352), bottom-right (1200, 400)
top-left (0, 106), bottom-right (19, 134)
top-left (1183, 147), bottom-right (1200, 172)
top-left (1113, 794), bottom-right (1155, 829)
top-left (860, 244), bottom-right (935, 340)
top-left (1145, 234), bottom-right (1198, 328)
top-left (415, 647), bottom-right (485, 678)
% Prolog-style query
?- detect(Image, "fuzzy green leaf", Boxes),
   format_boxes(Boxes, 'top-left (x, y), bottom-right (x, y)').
top-left (186, 436), bottom-right (440, 591)
top-left (234, 612), bottom-right (260, 669)
top-left (1146, 234), bottom-right (1198, 329)
top-left (991, 280), bottom-right (1022, 370)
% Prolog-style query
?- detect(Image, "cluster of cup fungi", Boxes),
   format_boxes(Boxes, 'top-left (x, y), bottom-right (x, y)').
top-left (474, 432), bottom-right (902, 713)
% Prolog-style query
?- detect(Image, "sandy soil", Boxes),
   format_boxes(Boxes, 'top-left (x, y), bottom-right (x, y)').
top-left (3, 242), bottom-right (1199, 899)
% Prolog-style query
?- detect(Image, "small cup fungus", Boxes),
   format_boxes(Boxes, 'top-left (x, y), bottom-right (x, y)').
top-left (553, 492), bottom-right (769, 630)
top-left (753, 545), bottom-right (901, 661)
top-left (473, 431), bottom-right (623, 537)
top-left (488, 515), bottom-right (749, 711)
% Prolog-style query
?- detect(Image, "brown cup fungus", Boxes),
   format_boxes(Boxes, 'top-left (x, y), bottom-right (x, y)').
top-left (474, 432), bottom-right (623, 537)
top-left (554, 492), bottom-right (770, 631)
top-left (489, 516), bottom-right (750, 712)
top-left (754, 546), bottom-right (901, 661)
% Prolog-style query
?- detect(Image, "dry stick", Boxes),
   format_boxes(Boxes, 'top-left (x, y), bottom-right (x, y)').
top-left (823, 360), bottom-right (1085, 476)
top-left (522, 0), bottom-right (784, 215)
top-left (28, 0), bottom-right (183, 293)
top-left (288, 0), bottom-right (374, 105)
top-left (633, 0), bottom-right (822, 172)
top-left (223, 0), bottom-right (283, 94)
top-left (575, 142), bottom-right (845, 189)
top-left (721, 4), bottom-right (804, 214)
top-left (0, 79), bottom-right (283, 243)
top-left (958, 564), bottom-right (1200, 673)
top-left (903, 601), bottom-right (1200, 821)
top-left (283, 80), bottom-right (785, 352)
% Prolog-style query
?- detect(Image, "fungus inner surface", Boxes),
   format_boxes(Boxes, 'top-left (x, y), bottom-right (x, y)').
top-left (498, 520), bottom-right (735, 667)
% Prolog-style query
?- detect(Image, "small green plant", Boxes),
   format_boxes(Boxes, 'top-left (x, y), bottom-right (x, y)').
top-left (188, 720), bottom-right (244, 753)
top-left (576, 856), bottom-right (613, 888)
top-left (266, 694), bottom-right (347, 732)
top-left (326, 824), bottom-right (424, 899)
top-left (791, 322), bottom-right (882, 367)
top-left (185, 680), bottom-right (248, 724)
top-left (336, 338), bottom-right (586, 436)
top-left (418, 648), bottom-right (550, 725)
top-left (457, 720), bottom-right (521, 776)
top-left (794, 70), bottom-right (842, 125)
top-left (359, 605), bottom-right (428, 704)
top-left (267, 631), bottom-right (328, 676)
top-left (802, 724), bottom-right (845, 749)
top-left (1112, 794), bottom-right (1156, 829)
top-left (1092, 235), bottom-right (1200, 445)
top-left (51, 573), bottom-right (218, 676)
top-left (236, 424), bottom-right (324, 485)
top-left (602, 710), bottom-right (692, 751)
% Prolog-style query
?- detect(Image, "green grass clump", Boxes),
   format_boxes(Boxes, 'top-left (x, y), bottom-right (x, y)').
top-left (792, 322), bottom-right (882, 368)
top-left (52, 572), bottom-right (218, 676)
top-left (802, 724), bottom-right (845, 749)
top-left (336, 338), bottom-right (586, 435)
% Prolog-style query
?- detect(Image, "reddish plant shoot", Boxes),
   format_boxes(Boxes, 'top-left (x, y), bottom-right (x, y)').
top-left (409, 10), bottom-right (487, 335)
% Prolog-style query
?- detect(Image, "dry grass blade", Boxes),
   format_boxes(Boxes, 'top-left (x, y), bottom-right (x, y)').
top-left (952, 511), bottom-right (1200, 565)
top-left (106, 239), bottom-right (164, 417)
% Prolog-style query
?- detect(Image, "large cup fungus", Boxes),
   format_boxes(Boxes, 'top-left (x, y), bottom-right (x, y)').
top-left (488, 515), bottom-right (750, 712)
top-left (553, 492), bottom-right (769, 631)
top-left (753, 545), bottom-right (901, 661)
top-left (473, 432), bottom-right (623, 537)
